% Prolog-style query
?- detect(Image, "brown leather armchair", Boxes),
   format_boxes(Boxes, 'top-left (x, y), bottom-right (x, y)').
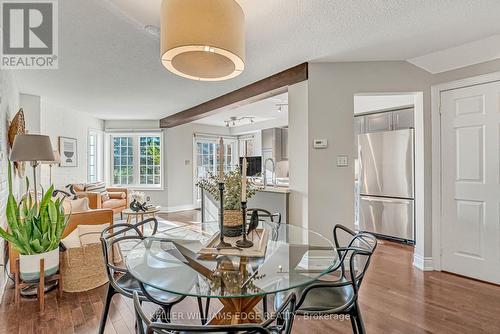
top-left (73, 185), bottom-right (128, 215)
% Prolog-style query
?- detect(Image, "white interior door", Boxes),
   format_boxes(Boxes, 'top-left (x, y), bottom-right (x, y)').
top-left (441, 81), bottom-right (500, 284)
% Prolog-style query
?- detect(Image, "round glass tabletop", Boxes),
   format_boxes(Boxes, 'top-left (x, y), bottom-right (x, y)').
top-left (125, 222), bottom-right (339, 299)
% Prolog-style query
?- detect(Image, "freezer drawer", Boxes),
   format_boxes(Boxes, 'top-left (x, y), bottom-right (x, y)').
top-left (359, 196), bottom-right (414, 241)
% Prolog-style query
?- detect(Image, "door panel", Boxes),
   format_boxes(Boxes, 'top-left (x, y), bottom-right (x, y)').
top-left (441, 81), bottom-right (500, 284)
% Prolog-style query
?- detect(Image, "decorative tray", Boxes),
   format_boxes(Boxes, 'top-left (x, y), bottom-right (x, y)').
top-left (198, 228), bottom-right (269, 258)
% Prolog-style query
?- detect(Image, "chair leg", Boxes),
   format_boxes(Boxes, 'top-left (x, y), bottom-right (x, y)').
top-left (98, 284), bottom-right (115, 334)
top-left (197, 297), bottom-right (206, 325)
top-left (262, 295), bottom-right (268, 318)
top-left (353, 302), bottom-right (366, 334)
top-left (349, 312), bottom-right (359, 334)
top-left (204, 298), bottom-right (211, 323)
top-left (160, 305), bottom-right (171, 323)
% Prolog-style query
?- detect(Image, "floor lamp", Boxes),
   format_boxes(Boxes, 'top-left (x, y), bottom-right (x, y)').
top-left (42, 150), bottom-right (61, 186)
top-left (10, 134), bottom-right (55, 204)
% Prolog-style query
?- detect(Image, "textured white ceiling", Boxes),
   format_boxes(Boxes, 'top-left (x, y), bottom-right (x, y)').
top-left (12, 0), bottom-right (500, 120)
top-left (194, 93), bottom-right (288, 127)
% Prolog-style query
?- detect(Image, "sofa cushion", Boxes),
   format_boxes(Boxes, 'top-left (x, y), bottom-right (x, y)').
top-left (85, 182), bottom-right (109, 201)
top-left (108, 191), bottom-right (126, 199)
top-left (102, 198), bottom-right (126, 209)
top-left (78, 223), bottom-right (109, 245)
top-left (61, 229), bottom-right (82, 249)
top-left (62, 197), bottom-right (90, 214)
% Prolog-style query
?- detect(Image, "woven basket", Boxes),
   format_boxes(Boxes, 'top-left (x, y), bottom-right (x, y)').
top-left (60, 243), bottom-right (108, 293)
top-left (223, 210), bottom-right (243, 237)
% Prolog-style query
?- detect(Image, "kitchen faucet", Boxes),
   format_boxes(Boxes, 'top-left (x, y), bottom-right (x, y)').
top-left (263, 158), bottom-right (276, 188)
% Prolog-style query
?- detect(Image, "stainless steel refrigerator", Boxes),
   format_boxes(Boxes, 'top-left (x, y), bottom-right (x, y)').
top-left (358, 129), bottom-right (415, 242)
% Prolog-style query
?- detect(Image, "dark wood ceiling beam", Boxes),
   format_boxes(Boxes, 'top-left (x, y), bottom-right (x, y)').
top-left (160, 62), bottom-right (308, 128)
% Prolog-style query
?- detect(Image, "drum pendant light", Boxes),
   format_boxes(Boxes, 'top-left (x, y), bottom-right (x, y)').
top-left (161, 0), bottom-right (245, 81)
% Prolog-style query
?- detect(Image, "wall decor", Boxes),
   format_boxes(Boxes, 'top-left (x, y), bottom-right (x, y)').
top-left (59, 137), bottom-right (78, 167)
top-left (8, 108), bottom-right (26, 175)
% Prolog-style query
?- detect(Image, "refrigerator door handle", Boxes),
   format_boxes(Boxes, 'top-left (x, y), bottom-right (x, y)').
top-left (360, 196), bottom-right (412, 204)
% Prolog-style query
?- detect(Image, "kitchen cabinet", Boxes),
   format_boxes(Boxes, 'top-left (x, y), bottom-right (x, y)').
top-left (261, 127), bottom-right (288, 161)
top-left (393, 108), bottom-right (414, 130)
top-left (281, 128), bottom-right (288, 160)
top-left (365, 112), bottom-right (392, 132)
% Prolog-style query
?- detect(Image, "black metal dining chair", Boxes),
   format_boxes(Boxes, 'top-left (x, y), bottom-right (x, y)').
top-left (246, 208), bottom-right (282, 236)
top-left (133, 288), bottom-right (297, 334)
top-left (98, 218), bottom-right (205, 333)
top-left (274, 224), bottom-right (377, 334)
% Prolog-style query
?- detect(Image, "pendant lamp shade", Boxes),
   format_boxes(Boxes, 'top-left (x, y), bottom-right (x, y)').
top-left (161, 0), bottom-right (245, 81)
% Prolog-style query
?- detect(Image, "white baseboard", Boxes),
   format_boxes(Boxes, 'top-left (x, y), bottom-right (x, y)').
top-left (159, 204), bottom-right (196, 213)
top-left (413, 253), bottom-right (434, 271)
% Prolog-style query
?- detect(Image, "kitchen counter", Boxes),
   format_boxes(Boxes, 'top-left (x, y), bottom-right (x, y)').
top-left (257, 186), bottom-right (290, 194)
top-left (201, 187), bottom-right (290, 224)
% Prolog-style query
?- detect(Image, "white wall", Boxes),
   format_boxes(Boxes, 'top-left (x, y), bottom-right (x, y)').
top-left (354, 94), bottom-right (415, 114)
top-left (305, 61), bottom-right (434, 257)
top-left (288, 81), bottom-right (308, 229)
top-left (293, 59), bottom-right (500, 264)
top-left (0, 71), bottom-right (20, 300)
top-left (166, 123), bottom-right (230, 210)
top-left (40, 100), bottom-right (104, 188)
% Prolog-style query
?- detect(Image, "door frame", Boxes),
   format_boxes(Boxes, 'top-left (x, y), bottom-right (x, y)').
top-left (431, 71), bottom-right (500, 271)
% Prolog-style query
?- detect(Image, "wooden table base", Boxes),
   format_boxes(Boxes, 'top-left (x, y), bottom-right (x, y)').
top-left (208, 296), bottom-right (264, 325)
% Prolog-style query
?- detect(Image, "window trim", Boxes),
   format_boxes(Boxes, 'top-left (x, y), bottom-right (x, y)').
top-left (109, 131), bottom-right (164, 191)
top-left (88, 128), bottom-right (104, 183)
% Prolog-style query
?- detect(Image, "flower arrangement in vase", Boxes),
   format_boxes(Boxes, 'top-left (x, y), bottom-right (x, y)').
top-left (196, 169), bottom-right (259, 236)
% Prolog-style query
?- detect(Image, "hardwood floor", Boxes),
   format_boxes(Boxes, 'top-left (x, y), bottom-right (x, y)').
top-left (1, 210), bottom-right (499, 334)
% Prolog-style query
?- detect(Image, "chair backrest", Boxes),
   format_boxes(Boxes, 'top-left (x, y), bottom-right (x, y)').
top-left (246, 208), bottom-right (282, 226)
top-left (99, 218), bottom-right (159, 297)
top-left (133, 287), bottom-right (296, 334)
top-left (333, 224), bottom-right (377, 295)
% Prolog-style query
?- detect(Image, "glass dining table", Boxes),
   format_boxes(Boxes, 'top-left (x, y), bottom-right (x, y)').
top-left (126, 221), bottom-right (340, 325)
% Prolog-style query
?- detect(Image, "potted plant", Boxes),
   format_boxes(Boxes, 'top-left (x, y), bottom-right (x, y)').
top-left (196, 169), bottom-right (258, 236)
top-left (0, 163), bottom-right (69, 281)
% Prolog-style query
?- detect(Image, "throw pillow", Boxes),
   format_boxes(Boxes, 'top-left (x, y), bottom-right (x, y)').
top-left (62, 197), bottom-right (90, 214)
top-left (107, 191), bottom-right (126, 199)
top-left (78, 223), bottom-right (110, 246)
top-left (85, 182), bottom-right (110, 201)
top-left (61, 229), bottom-right (82, 249)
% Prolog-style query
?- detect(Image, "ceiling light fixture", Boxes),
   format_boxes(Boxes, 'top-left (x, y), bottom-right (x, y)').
top-left (276, 103), bottom-right (288, 112)
top-left (160, 0), bottom-right (245, 81)
top-left (224, 116), bottom-right (254, 127)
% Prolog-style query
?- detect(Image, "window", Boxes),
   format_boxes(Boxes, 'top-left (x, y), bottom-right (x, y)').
top-left (110, 133), bottom-right (162, 189)
top-left (193, 136), bottom-right (237, 203)
top-left (88, 129), bottom-right (104, 182)
top-left (113, 137), bottom-right (134, 185)
top-left (139, 136), bottom-right (161, 185)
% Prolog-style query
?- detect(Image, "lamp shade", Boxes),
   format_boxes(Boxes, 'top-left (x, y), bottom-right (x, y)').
top-left (10, 134), bottom-right (55, 162)
top-left (41, 150), bottom-right (61, 164)
top-left (161, 0), bottom-right (245, 81)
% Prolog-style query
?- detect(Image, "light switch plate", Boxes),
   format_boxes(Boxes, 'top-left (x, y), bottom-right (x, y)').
top-left (337, 155), bottom-right (348, 167)
top-left (313, 139), bottom-right (328, 149)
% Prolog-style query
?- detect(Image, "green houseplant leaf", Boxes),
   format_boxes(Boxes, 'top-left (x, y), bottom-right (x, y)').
top-left (0, 162), bottom-right (70, 255)
top-left (196, 169), bottom-right (260, 210)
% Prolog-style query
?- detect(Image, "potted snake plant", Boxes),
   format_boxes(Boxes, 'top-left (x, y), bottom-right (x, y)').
top-left (0, 163), bottom-right (69, 280)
